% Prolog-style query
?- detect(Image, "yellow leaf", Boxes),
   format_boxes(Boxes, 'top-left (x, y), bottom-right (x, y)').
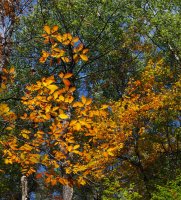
top-left (55, 34), bottom-right (63, 42)
top-left (107, 149), bottom-right (114, 156)
top-left (9, 66), bottom-right (15, 73)
top-left (79, 120), bottom-right (91, 128)
top-left (52, 106), bottom-right (59, 111)
top-left (45, 105), bottom-right (51, 113)
top-left (39, 50), bottom-right (49, 63)
top-left (46, 84), bottom-right (58, 93)
top-left (0, 103), bottom-right (10, 114)
top-left (4, 159), bottom-right (12, 164)
top-left (19, 144), bottom-right (32, 151)
top-left (72, 102), bottom-right (83, 107)
top-left (63, 33), bottom-right (72, 41)
top-left (77, 177), bottom-right (86, 185)
top-left (67, 146), bottom-right (73, 152)
top-left (53, 91), bottom-right (59, 99)
top-left (5, 126), bottom-right (13, 131)
top-left (58, 95), bottom-right (65, 101)
top-left (65, 95), bottom-right (74, 103)
top-left (70, 120), bottom-right (77, 126)
top-left (59, 113), bottom-right (69, 119)
top-left (22, 133), bottom-right (29, 139)
top-left (81, 96), bottom-right (87, 104)
top-left (80, 54), bottom-right (88, 61)
top-left (101, 104), bottom-right (108, 109)
top-left (65, 168), bottom-right (72, 174)
top-left (30, 155), bottom-right (40, 163)
top-left (62, 57), bottom-right (70, 63)
top-left (74, 144), bottom-right (80, 150)
top-left (1, 83), bottom-right (6, 89)
top-left (51, 49), bottom-right (65, 58)
top-left (21, 129), bottom-right (31, 134)
top-left (75, 122), bottom-right (81, 131)
top-left (42, 76), bottom-right (55, 86)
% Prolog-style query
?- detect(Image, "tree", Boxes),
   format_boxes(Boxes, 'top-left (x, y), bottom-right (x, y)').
top-left (0, 1), bottom-right (180, 199)
top-left (1, 25), bottom-right (126, 199)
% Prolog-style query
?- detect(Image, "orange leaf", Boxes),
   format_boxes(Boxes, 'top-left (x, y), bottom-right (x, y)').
top-left (103, 152), bottom-right (108, 157)
top-left (74, 43), bottom-right (84, 53)
top-left (9, 66), bottom-right (15, 73)
top-left (51, 25), bottom-right (59, 33)
top-left (69, 87), bottom-right (76, 92)
top-left (51, 179), bottom-right (57, 186)
top-left (58, 72), bottom-right (64, 79)
top-left (73, 54), bottom-right (79, 63)
top-left (82, 48), bottom-right (89, 54)
top-left (80, 54), bottom-right (88, 61)
top-left (85, 98), bottom-right (92, 106)
top-left (44, 25), bottom-right (51, 34)
top-left (64, 73), bottom-right (73, 79)
top-left (63, 79), bottom-right (71, 87)
top-left (36, 173), bottom-right (43, 179)
top-left (72, 36), bottom-right (79, 43)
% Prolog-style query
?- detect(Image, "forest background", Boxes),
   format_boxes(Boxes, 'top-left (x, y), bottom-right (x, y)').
top-left (0, 0), bottom-right (180, 199)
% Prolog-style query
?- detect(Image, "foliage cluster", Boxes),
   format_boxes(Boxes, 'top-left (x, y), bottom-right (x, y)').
top-left (0, 0), bottom-right (180, 199)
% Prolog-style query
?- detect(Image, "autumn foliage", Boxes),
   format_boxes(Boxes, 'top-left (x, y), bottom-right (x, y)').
top-left (0, 23), bottom-right (180, 199)
top-left (0, 26), bottom-right (119, 187)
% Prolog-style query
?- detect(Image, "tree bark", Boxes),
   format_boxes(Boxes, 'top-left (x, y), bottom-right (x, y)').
top-left (21, 175), bottom-right (28, 200)
top-left (63, 185), bottom-right (73, 200)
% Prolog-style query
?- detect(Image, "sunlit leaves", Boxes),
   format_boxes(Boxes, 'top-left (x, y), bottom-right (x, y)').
top-left (59, 113), bottom-right (69, 119)
top-left (59, 72), bottom-right (73, 87)
top-left (1, 25), bottom-right (129, 189)
top-left (0, 103), bottom-right (10, 115)
top-left (39, 50), bottom-right (49, 63)
top-left (40, 25), bottom-right (89, 64)
top-left (21, 129), bottom-right (31, 139)
top-left (80, 54), bottom-right (88, 62)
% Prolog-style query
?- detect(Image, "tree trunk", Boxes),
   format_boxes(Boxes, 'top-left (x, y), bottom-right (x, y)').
top-left (63, 185), bottom-right (73, 200)
top-left (21, 176), bottom-right (28, 200)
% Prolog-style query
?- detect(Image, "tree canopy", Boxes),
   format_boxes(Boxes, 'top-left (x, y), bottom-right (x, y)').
top-left (0, 0), bottom-right (180, 199)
